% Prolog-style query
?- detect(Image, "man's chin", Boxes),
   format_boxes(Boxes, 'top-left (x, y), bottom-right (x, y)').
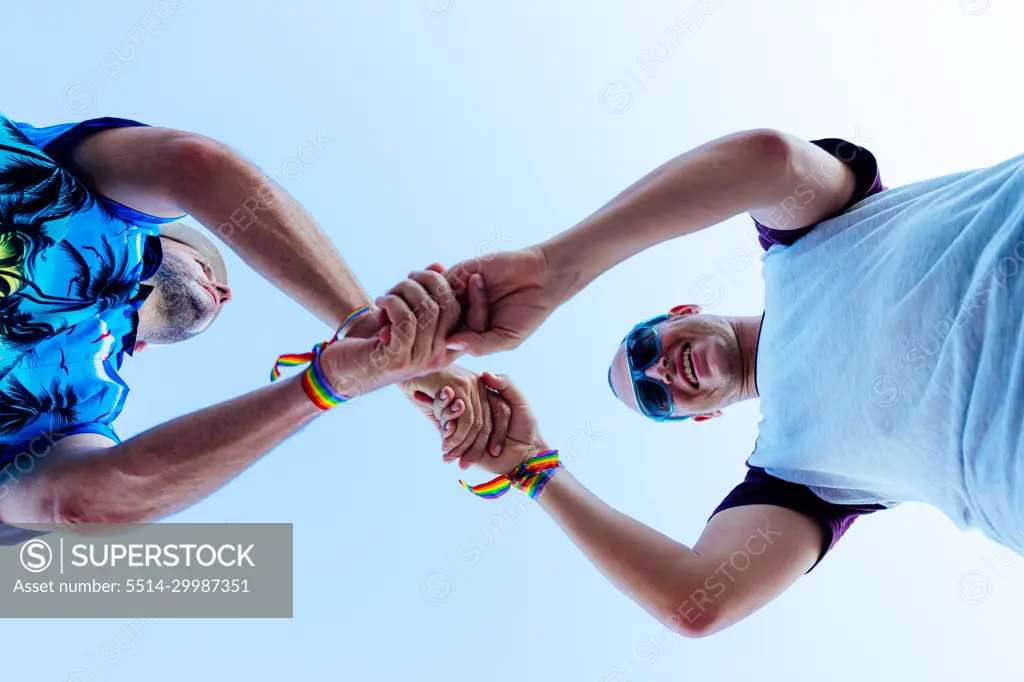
top-left (194, 311), bottom-right (221, 335)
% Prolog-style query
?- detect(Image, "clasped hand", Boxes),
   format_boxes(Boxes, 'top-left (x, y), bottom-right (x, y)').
top-left (320, 252), bottom-right (557, 476)
top-left (415, 371), bottom-right (548, 477)
top-left (318, 269), bottom-right (462, 397)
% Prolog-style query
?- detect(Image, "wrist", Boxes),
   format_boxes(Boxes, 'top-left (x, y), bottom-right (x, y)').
top-left (285, 373), bottom-right (329, 421)
top-left (303, 352), bottom-right (354, 410)
top-left (316, 342), bottom-right (370, 404)
top-left (342, 308), bottom-right (380, 339)
top-left (502, 440), bottom-right (551, 476)
top-left (526, 441), bottom-right (552, 464)
top-left (538, 237), bottom-right (590, 304)
top-left (532, 465), bottom-right (569, 503)
top-left (460, 444), bottom-right (559, 500)
top-left (509, 445), bottom-right (559, 499)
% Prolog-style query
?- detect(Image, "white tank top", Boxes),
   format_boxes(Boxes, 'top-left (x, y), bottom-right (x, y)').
top-left (750, 153), bottom-right (1024, 551)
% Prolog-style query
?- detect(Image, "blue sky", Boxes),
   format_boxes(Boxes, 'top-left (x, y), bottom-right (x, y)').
top-left (4, 0), bottom-right (1024, 680)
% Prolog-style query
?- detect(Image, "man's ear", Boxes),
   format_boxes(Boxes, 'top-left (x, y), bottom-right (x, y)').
top-left (692, 410), bottom-right (723, 422)
top-left (133, 341), bottom-right (149, 353)
top-left (669, 304), bottom-right (702, 318)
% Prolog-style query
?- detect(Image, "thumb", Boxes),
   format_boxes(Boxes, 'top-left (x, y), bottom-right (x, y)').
top-left (445, 330), bottom-right (489, 356)
top-left (480, 372), bottom-right (530, 408)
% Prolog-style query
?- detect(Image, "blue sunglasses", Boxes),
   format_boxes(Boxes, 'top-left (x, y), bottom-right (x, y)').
top-left (612, 315), bottom-right (690, 422)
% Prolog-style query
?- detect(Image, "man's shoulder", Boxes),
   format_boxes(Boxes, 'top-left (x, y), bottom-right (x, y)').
top-left (754, 136), bottom-right (888, 252)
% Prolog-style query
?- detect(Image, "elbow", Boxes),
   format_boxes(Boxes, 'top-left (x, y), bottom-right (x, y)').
top-left (659, 609), bottom-right (723, 639)
top-left (672, 616), bottom-right (721, 639)
top-left (721, 128), bottom-right (803, 208)
top-left (651, 590), bottom-right (730, 639)
top-left (732, 128), bottom-right (795, 176)
top-left (0, 484), bottom-right (137, 538)
top-left (54, 492), bottom-right (152, 537)
top-left (167, 132), bottom-right (236, 195)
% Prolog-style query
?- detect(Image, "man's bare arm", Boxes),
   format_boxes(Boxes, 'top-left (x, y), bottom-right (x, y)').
top-left (538, 471), bottom-right (823, 637)
top-left (0, 275), bottom-right (456, 530)
top-left (541, 129), bottom-right (858, 302)
top-left (0, 374), bottom-right (321, 530)
top-left (70, 126), bottom-right (373, 331)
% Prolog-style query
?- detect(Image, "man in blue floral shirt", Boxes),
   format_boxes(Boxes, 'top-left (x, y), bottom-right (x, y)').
top-left (0, 118), bottom-right (229, 451)
top-left (0, 111), bottom-right (477, 542)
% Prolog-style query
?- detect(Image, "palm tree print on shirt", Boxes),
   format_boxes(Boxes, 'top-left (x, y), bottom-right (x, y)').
top-left (0, 115), bottom-right (149, 448)
top-left (0, 118), bottom-right (94, 299)
top-left (0, 374), bottom-right (80, 437)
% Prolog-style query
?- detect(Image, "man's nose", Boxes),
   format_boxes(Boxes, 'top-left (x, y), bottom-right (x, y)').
top-left (644, 357), bottom-right (671, 384)
top-left (215, 283), bottom-right (232, 306)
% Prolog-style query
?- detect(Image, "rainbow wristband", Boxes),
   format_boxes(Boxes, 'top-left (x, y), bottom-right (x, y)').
top-left (459, 450), bottom-right (561, 499)
top-left (300, 348), bottom-right (348, 410)
top-left (270, 305), bottom-right (371, 410)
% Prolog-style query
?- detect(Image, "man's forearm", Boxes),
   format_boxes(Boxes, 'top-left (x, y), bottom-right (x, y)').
top-left (540, 129), bottom-right (795, 303)
top-left (18, 375), bottom-right (321, 527)
top-left (177, 138), bottom-right (372, 329)
top-left (536, 470), bottom-right (707, 632)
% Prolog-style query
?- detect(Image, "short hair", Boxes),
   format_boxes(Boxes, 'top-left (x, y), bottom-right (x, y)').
top-left (608, 361), bottom-right (619, 399)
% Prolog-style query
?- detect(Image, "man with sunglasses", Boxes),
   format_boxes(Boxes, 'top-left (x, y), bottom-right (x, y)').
top-left (431, 127), bottom-right (1024, 636)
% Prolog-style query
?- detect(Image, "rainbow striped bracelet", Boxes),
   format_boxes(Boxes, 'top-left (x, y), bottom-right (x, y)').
top-left (459, 450), bottom-right (561, 499)
top-left (270, 305), bottom-right (371, 410)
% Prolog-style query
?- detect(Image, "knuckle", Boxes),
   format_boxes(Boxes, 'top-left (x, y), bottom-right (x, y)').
top-left (418, 297), bottom-right (439, 316)
top-left (436, 284), bottom-right (454, 302)
top-left (424, 270), bottom-right (446, 289)
top-left (437, 288), bottom-right (455, 307)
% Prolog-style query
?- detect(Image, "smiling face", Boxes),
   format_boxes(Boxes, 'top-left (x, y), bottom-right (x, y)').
top-left (136, 238), bottom-right (232, 345)
top-left (609, 311), bottom-right (746, 419)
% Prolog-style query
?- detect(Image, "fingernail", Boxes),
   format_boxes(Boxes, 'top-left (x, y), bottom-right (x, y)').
top-left (447, 343), bottom-right (466, 352)
top-left (451, 404), bottom-right (461, 415)
top-left (475, 277), bottom-right (484, 289)
top-left (492, 444), bottom-right (503, 456)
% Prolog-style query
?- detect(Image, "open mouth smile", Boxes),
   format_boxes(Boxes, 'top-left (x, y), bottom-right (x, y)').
top-left (678, 343), bottom-right (699, 390)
